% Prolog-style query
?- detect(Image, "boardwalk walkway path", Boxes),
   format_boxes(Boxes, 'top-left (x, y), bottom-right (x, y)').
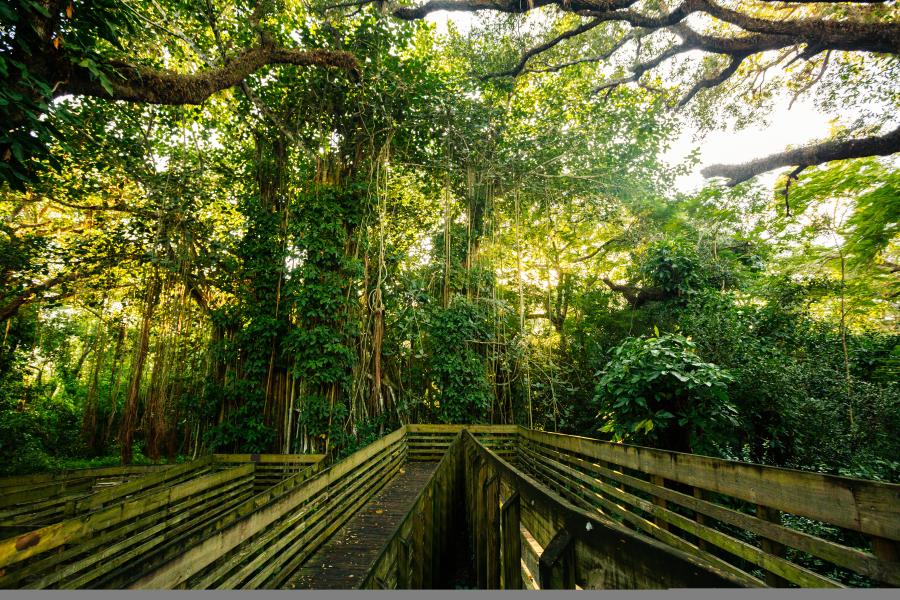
top-left (286, 462), bottom-right (439, 589)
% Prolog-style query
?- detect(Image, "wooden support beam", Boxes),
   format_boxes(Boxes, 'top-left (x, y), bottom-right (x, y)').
top-left (651, 475), bottom-right (669, 531)
top-left (413, 508), bottom-right (425, 588)
top-left (422, 487), bottom-right (434, 589)
top-left (485, 474), bottom-right (501, 589)
top-left (757, 505), bottom-right (789, 588)
top-left (870, 536), bottom-right (900, 587)
top-left (501, 492), bottom-right (522, 589)
top-left (398, 535), bottom-right (411, 589)
top-left (538, 528), bottom-right (576, 589)
top-left (694, 487), bottom-right (709, 552)
top-left (474, 458), bottom-right (487, 588)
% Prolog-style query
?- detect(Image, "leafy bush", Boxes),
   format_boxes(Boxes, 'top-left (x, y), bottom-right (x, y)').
top-left (203, 380), bottom-right (275, 453)
top-left (593, 331), bottom-right (737, 453)
top-left (424, 297), bottom-right (492, 424)
top-left (636, 239), bottom-right (708, 298)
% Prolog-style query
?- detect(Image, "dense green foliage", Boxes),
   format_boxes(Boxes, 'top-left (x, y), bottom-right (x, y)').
top-left (0, 2), bottom-right (897, 487)
top-left (594, 332), bottom-right (736, 454)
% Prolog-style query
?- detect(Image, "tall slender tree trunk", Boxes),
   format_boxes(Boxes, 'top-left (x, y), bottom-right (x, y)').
top-left (81, 315), bottom-right (107, 453)
top-left (104, 322), bottom-right (128, 445)
top-left (119, 272), bottom-right (162, 464)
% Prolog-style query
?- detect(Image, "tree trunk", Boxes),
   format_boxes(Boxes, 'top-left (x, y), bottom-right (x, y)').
top-left (119, 273), bottom-right (162, 465)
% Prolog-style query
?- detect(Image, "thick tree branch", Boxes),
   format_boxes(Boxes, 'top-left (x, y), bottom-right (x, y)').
top-left (0, 271), bottom-right (90, 322)
top-left (701, 125), bottom-right (900, 186)
top-left (676, 52), bottom-right (748, 107)
top-left (394, 0), bottom-right (898, 55)
top-left (601, 277), bottom-right (670, 307)
top-left (699, 1), bottom-right (900, 54)
top-left (55, 45), bottom-right (358, 105)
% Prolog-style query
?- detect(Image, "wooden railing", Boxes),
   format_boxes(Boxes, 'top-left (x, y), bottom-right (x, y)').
top-left (405, 424), bottom-right (517, 462)
top-left (517, 427), bottom-right (900, 587)
top-left (131, 427), bottom-right (408, 589)
top-left (0, 464), bottom-right (172, 534)
top-left (212, 454), bottom-right (326, 493)
top-left (3, 425), bottom-right (897, 589)
top-left (0, 452), bottom-right (329, 589)
top-left (0, 463), bottom-right (255, 588)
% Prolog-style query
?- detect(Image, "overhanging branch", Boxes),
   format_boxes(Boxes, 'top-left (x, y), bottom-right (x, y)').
top-left (56, 45), bottom-right (358, 105)
top-left (701, 125), bottom-right (900, 186)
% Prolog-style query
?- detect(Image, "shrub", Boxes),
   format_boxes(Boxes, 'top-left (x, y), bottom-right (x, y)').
top-left (593, 331), bottom-right (737, 453)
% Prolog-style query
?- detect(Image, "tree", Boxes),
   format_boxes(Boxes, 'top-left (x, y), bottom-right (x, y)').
top-left (1, 0), bottom-right (356, 187)
top-left (380, 0), bottom-right (900, 185)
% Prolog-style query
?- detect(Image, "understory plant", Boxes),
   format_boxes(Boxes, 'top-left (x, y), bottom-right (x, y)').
top-left (593, 331), bottom-right (737, 453)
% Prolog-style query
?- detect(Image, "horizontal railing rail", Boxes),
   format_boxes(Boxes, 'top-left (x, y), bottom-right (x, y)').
top-left (131, 427), bottom-right (408, 589)
top-left (517, 427), bottom-right (900, 587)
top-left (0, 464), bottom-right (255, 589)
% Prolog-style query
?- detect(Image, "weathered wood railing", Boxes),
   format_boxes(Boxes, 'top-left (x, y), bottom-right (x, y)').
top-left (0, 452), bottom-right (328, 589)
top-left (0, 464), bottom-right (172, 534)
top-left (0, 462), bottom-right (255, 588)
top-left (405, 424), bottom-right (517, 462)
top-left (2, 425), bottom-right (897, 589)
top-left (362, 432), bottom-right (465, 588)
top-left (517, 427), bottom-right (900, 587)
top-left (212, 454), bottom-right (326, 493)
top-left (131, 427), bottom-right (408, 589)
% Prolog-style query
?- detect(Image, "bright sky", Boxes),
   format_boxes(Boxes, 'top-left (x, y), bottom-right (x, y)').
top-left (663, 96), bottom-right (833, 194)
top-left (425, 11), bottom-right (836, 195)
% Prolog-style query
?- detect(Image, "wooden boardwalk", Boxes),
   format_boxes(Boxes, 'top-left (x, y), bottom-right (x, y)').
top-left (2, 425), bottom-right (898, 589)
top-left (286, 462), bottom-right (439, 589)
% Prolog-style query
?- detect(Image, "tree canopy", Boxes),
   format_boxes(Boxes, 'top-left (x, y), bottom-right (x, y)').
top-left (0, 0), bottom-right (897, 518)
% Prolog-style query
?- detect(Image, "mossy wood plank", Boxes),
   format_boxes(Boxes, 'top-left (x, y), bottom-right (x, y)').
top-left (520, 428), bottom-right (900, 541)
top-left (212, 454), bottom-right (325, 464)
top-left (132, 427), bottom-right (407, 589)
top-left (0, 474), bottom-right (253, 588)
top-left (74, 456), bottom-right (215, 513)
top-left (39, 475), bottom-right (255, 589)
top-left (0, 466), bottom-right (169, 492)
top-left (0, 464), bottom-right (253, 570)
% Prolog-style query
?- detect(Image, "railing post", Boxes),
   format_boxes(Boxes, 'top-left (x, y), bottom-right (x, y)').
top-left (756, 505), bottom-right (789, 587)
top-left (693, 487), bottom-right (709, 551)
top-left (432, 480), bottom-right (444, 585)
top-left (475, 457), bottom-right (487, 588)
top-left (398, 535), bottom-right (411, 589)
top-left (485, 474), bottom-right (500, 589)
top-left (501, 492), bottom-right (522, 589)
top-left (413, 508), bottom-right (425, 588)
top-left (870, 536), bottom-right (899, 586)
top-left (538, 528), bottom-right (576, 589)
top-left (650, 475), bottom-right (669, 531)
